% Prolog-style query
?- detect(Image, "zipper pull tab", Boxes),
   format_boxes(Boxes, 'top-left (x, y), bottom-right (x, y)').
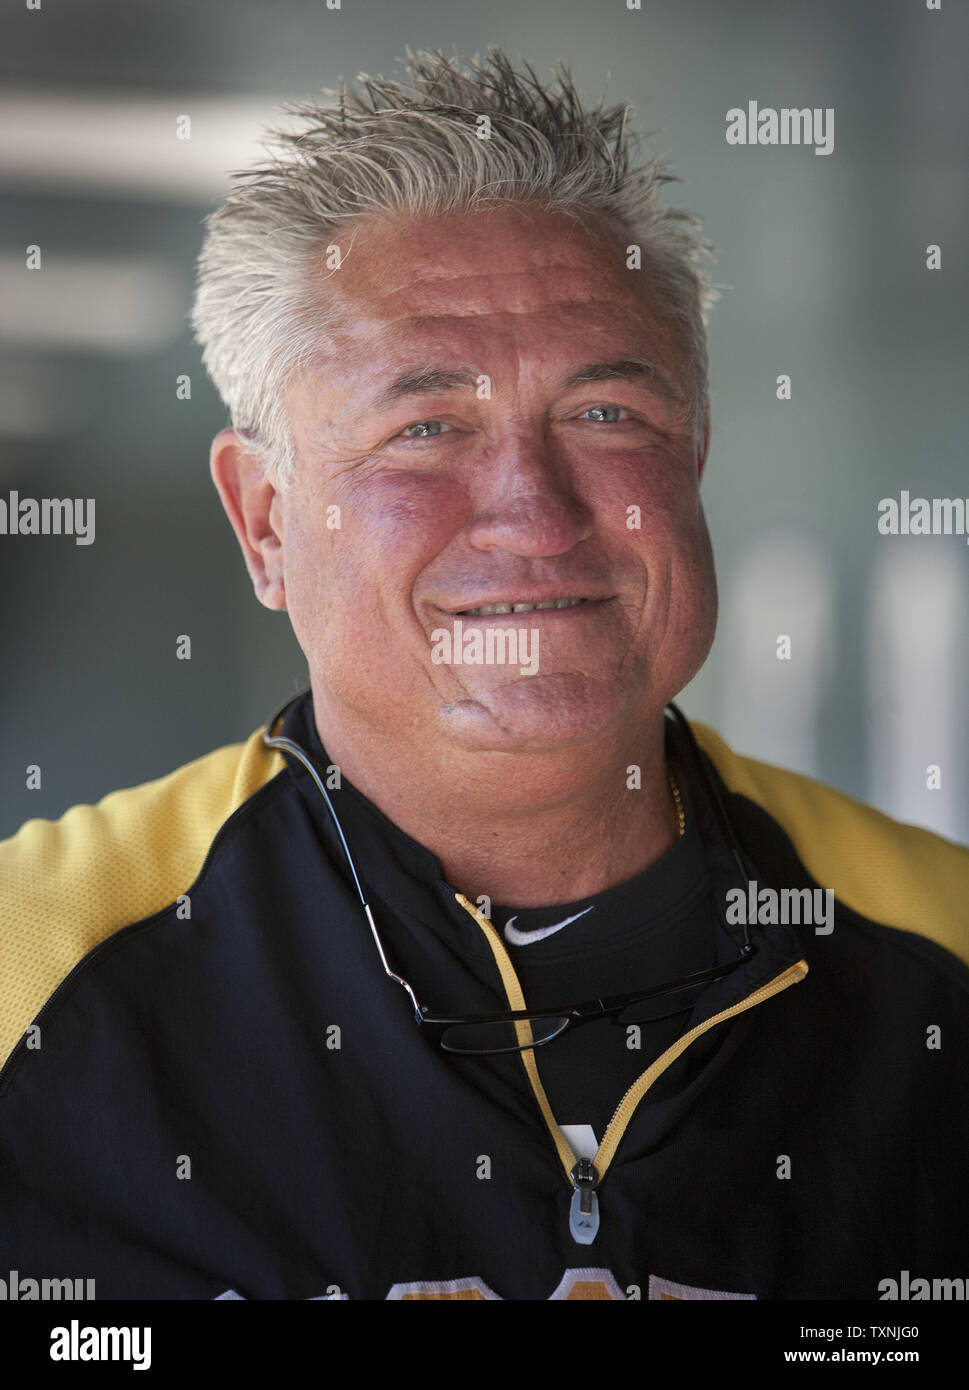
top-left (569, 1158), bottom-right (600, 1245)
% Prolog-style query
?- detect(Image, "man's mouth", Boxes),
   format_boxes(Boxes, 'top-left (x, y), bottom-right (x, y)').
top-left (456, 597), bottom-right (590, 617)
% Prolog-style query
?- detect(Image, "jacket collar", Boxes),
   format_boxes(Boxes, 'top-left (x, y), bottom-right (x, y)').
top-left (269, 689), bottom-right (807, 1018)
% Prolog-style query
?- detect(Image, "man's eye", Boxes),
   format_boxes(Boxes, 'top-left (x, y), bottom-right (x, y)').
top-left (401, 420), bottom-right (448, 439)
top-left (583, 405), bottom-right (626, 423)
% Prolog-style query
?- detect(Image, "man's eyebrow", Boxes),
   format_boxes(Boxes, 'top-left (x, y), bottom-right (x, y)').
top-left (370, 366), bottom-right (480, 408)
top-left (562, 357), bottom-right (682, 405)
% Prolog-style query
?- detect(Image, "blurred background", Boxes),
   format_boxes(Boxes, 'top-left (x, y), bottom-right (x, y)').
top-left (1, 0), bottom-right (967, 844)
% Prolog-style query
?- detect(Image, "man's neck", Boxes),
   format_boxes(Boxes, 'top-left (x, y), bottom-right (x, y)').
top-left (309, 695), bottom-right (679, 908)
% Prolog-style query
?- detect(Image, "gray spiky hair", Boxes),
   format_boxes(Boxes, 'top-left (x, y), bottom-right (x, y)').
top-left (190, 46), bottom-right (718, 487)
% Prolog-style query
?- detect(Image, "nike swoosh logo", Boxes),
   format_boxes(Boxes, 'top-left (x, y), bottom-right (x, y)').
top-left (503, 905), bottom-right (594, 945)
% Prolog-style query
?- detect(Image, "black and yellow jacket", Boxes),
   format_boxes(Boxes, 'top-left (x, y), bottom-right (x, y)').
top-left (1, 690), bottom-right (967, 1301)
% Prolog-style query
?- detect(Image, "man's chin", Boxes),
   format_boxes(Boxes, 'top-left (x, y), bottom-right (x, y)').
top-left (436, 672), bottom-right (631, 753)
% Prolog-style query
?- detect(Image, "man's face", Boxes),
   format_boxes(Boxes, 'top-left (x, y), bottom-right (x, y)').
top-left (270, 203), bottom-right (717, 754)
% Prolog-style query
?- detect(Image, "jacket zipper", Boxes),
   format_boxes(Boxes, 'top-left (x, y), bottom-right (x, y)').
top-left (569, 1156), bottom-right (601, 1244)
top-left (454, 891), bottom-right (807, 1245)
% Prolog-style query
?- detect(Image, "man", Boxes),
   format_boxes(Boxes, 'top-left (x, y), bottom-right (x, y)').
top-left (1, 49), bottom-right (966, 1302)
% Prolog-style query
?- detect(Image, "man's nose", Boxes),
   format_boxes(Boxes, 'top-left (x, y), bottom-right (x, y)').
top-left (465, 436), bottom-right (594, 557)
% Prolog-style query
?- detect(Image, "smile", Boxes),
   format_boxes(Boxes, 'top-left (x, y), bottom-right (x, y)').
top-left (458, 597), bottom-right (589, 616)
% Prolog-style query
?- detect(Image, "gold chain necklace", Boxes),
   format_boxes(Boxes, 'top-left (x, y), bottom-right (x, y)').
top-left (666, 766), bottom-right (686, 839)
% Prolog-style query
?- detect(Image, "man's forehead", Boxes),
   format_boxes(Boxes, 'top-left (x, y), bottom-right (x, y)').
top-left (332, 294), bottom-right (666, 364)
top-left (316, 205), bottom-right (651, 328)
top-left (291, 206), bottom-right (691, 411)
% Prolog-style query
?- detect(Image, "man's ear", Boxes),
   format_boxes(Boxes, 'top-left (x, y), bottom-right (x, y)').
top-left (209, 428), bottom-right (287, 611)
top-left (696, 401), bottom-right (711, 482)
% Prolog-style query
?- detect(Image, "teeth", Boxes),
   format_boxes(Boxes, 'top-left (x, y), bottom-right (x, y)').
top-left (461, 598), bottom-right (587, 617)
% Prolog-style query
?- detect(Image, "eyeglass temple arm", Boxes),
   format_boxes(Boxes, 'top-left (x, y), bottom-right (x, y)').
top-left (263, 727), bottom-right (425, 1021)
